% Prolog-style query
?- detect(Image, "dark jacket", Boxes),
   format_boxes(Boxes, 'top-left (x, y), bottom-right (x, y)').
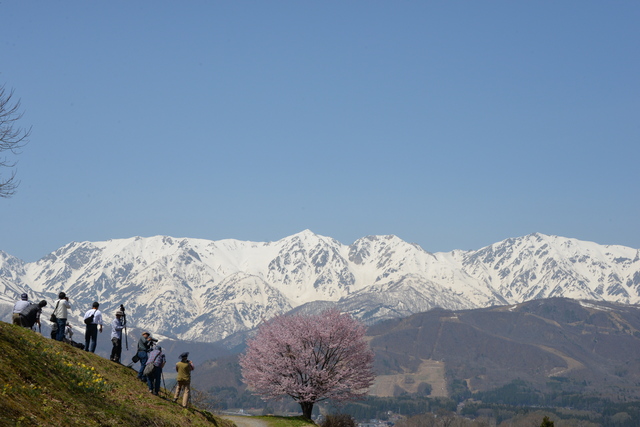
top-left (137, 336), bottom-right (152, 352)
top-left (20, 304), bottom-right (42, 328)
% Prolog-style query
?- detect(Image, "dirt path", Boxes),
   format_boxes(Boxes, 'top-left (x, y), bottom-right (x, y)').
top-left (221, 415), bottom-right (271, 427)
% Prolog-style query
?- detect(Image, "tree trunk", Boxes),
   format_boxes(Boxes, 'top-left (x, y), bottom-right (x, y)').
top-left (300, 401), bottom-right (314, 420)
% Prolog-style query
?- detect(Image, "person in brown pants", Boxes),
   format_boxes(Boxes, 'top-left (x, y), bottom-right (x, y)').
top-left (174, 352), bottom-right (195, 407)
top-left (12, 294), bottom-right (30, 325)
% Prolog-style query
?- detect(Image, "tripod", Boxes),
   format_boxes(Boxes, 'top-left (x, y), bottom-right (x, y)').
top-left (162, 372), bottom-right (175, 400)
top-left (120, 304), bottom-right (128, 351)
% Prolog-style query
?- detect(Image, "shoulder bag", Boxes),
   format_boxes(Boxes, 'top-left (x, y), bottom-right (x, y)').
top-left (50, 301), bottom-right (60, 322)
top-left (84, 308), bottom-right (97, 325)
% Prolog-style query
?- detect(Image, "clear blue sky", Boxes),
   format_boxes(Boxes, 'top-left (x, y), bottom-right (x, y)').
top-left (1, 1), bottom-right (638, 262)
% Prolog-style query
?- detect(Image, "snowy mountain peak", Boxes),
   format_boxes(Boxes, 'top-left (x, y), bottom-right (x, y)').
top-left (1, 231), bottom-right (639, 343)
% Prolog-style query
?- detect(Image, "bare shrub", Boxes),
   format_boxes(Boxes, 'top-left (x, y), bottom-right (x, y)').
top-left (321, 414), bottom-right (357, 427)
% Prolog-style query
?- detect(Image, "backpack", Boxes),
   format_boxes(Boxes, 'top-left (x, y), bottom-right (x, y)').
top-left (20, 304), bottom-right (39, 328)
top-left (143, 350), bottom-right (163, 376)
top-left (84, 309), bottom-right (97, 325)
top-left (143, 360), bottom-right (156, 376)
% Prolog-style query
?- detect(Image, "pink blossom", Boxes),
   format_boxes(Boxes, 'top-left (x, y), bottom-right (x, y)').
top-left (240, 308), bottom-right (375, 419)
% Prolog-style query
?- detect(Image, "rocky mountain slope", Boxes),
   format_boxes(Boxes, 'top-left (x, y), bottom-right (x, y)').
top-left (1, 231), bottom-right (639, 342)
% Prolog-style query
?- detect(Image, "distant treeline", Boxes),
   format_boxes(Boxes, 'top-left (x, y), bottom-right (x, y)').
top-left (328, 396), bottom-right (457, 420)
top-left (462, 379), bottom-right (640, 426)
top-left (205, 379), bottom-right (640, 426)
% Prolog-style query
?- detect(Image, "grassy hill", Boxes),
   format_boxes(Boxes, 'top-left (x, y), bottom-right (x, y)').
top-left (0, 321), bottom-right (235, 427)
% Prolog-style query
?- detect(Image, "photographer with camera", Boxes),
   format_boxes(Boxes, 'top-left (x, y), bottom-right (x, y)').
top-left (136, 331), bottom-right (157, 381)
top-left (146, 346), bottom-right (166, 395)
top-left (51, 292), bottom-right (71, 342)
top-left (174, 352), bottom-right (195, 407)
top-left (110, 310), bottom-right (125, 363)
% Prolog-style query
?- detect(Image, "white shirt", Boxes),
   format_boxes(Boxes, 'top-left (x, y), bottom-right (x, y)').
top-left (83, 308), bottom-right (103, 325)
top-left (13, 300), bottom-right (30, 313)
top-left (53, 299), bottom-right (71, 319)
top-left (111, 317), bottom-right (124, 339)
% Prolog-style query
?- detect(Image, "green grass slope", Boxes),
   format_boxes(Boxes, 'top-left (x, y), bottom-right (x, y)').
top-left (0, 321), bottom-right (234, 427)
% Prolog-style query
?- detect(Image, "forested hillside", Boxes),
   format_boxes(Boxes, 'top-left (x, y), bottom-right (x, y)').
top-left (195, 298), bottom-right (640, 425)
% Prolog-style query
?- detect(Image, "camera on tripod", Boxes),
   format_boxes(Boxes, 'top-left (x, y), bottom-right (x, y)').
top-left (119, 304), bottom-right (127, 325)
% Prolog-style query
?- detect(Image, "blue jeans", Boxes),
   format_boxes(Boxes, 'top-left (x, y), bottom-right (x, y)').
top-left (147, 367), bottom-right (162, 394)
top-left (137, 351), bottom-right (148, 379)
top-left (56, 318), bottom-right (67, 341)
top-left (85, 324), bottom-right (98, 352)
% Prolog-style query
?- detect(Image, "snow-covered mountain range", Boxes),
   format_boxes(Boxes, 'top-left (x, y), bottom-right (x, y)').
top-left (1, 230), bottom-right (639, 343)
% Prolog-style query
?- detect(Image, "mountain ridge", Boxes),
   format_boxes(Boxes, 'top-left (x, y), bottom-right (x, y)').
top-left (1, 231), bottom-right (639, 342)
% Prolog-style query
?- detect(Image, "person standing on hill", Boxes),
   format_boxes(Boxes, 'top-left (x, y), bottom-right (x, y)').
top-left (174, 352), bottom-right (195, 407)
top-left (19, 300), bottom-right (47, 329)
top-left (52, 292), bottom-right (71, 341)
top-left (12, 293), bottom-right (30, 325)
top-left (110, 310), bottom-right (125, 363)
top-left (146, 346), bottom-right (166, 395)
top-left (137, 331), bottom-right (154, 381)
top-left (83, 302), bottom-right (103, 353)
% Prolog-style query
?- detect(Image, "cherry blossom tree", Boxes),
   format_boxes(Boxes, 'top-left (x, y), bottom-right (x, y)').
top-left (239, 309), bottom-right (375, 419)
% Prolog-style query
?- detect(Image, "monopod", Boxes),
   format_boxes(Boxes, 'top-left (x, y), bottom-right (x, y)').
top-left (120, 304), bottom-right (129, 350)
